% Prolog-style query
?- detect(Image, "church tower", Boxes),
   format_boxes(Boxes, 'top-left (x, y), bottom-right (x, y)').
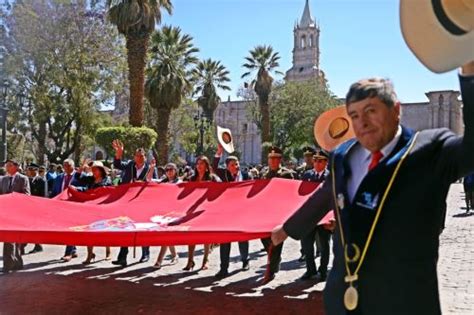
top-left (285, 0), bottom-right (321, 82)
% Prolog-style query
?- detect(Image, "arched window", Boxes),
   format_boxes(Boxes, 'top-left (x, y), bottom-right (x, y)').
top-left (301, 35), bottom-right (306, 48)
top-left (309, 35), bottom-right (314, 47)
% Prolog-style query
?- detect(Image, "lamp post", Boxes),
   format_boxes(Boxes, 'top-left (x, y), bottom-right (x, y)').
top-left (0, 80), bottom-right (26, 163)
top-left (193, 110), bottom-right (209, 156)
top-left (0, 80), bottom-right (9, 163)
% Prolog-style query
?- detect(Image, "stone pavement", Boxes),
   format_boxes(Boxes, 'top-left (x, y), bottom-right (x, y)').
top-left (0, 183), bottom-right (472, 314)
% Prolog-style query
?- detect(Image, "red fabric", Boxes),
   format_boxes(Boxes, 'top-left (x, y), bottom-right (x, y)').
top-left (368, 151), bottom-right (384, 171)
top-left (0, 179), bottom-right (322, 246)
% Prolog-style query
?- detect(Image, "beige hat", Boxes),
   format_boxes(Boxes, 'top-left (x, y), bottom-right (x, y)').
top-left (217, 126), bottom-right (235, 154)
top-left (400, 0), bottom-right (474, 73)
top-left (314, 105), bottom-right (355, 152)
top-left (91, 160), bottom-right (107, 173)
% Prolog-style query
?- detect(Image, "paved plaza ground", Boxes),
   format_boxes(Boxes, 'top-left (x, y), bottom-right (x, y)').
top-left (0, 183), bottom-right (472, 314)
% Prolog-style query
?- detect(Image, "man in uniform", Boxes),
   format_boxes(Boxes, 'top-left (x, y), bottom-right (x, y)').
top-left (300, 149), bottom-right (331, 281)
top-left (296, 146), bottom-right (316, 179)
top-left (261, 146), bottom-right (294, 283)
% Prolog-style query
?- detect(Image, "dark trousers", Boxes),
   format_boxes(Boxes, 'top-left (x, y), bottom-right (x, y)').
top-left (465, 190), bottom-right (473, 209)
top-left (64, 245), bottom-right (77, 256)
top-left (219, 241), bottom-right (249, 271)
top-left (302, 226), bottom-right (331, 275)
top-left (261, 238), bottom-right (283, 274)
top-left (117, 246), bottom-right (150, 261)
top-left (3, 243), bottom-right (23, 271)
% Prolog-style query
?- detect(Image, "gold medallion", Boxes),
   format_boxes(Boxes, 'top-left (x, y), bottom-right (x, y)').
top-left (344, 285), bottom-right (359, 311)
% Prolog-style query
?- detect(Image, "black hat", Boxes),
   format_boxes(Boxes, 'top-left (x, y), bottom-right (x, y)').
top-left (302, 146), bottom-right (316, 156)
top-left (313, 148), bottom-right (329, 160)
top-left (27, 163), bottom-right (40, 170)
top-left (268, 146), bottom-right (283, 158)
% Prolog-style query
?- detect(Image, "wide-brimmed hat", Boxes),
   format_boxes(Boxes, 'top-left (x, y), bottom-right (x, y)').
top-left (217, 126), bottom-right (235, 154)
top-left (314, 105), bottom-right (355, 152)
top-left (400, 0), bottom-right (474, 73)
top-left (91, 161), bottom-right (108, 173)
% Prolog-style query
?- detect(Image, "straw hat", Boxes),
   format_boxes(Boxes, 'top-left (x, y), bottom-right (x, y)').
top-left (314, 105), bottom-right (355, 151)
top-left (217, 126), bottom-right (235, 154)
top-left (400, 0), bottom-right (474, 73)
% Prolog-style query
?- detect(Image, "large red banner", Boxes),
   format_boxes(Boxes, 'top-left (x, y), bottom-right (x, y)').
top-left (0, 179), bottom-right (322, 246)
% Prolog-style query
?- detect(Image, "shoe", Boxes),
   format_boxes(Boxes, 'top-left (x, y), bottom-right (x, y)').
top-left (215, 269), bottom-right (229, 279)
top-left (82, 253), bottom-right (96, 265)
top-left (261, 272), bottom-right (275, 285)
top-left (111, 259), bottom-right (127, 267)
top-left (153, 262), bottom-right (162, 269)
top-left (298, 254), bottom-right (306, 262)
top-left (300, 271), bottom-right (318, 280)
top-left (28, 246), bottom-right (43, 254)
top-left (183, 261), bottom-right (195, 271)
top-left (139, 256), bottom-right (150, 263)
top-left (315, 273), bottom-right (327, 282)
top-left (201, 260), bottom-right (209, 270)
top-left (242, 260), bottom-right (250, 271)
top-left (60, 252), bottom-right (78, 262)
top-left (169, 256), bottom-right (179, 265)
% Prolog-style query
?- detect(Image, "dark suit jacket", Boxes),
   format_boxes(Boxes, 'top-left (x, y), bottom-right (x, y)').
top-left (50, 172), bottom-right (82, 198)
top-left (0, 173), bottom-right (30, 195)
top-left (283, 74), bottom-right (474, 315)
top-left (113, 158), bottom-right (156, 184)
top-left (212, 156), bottom-right (250, 182)
top-left (29, 176), bottom-right (47, 197)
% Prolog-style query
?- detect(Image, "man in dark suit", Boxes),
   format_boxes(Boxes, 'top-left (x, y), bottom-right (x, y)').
top-left (300, 149), bottom-right (332, 281)
top-left (0, 159), bottom-right (30, 273)
top-left (24, 163), bottom-right (47, 254)
top-left (50, 158), bottom-right (83, 261)
top-left (213, 144), bottom-right (251, 278)
top-left (111, 139), bottom-right (156, 267)
top-left (272, 64), bottom-right (474, 314)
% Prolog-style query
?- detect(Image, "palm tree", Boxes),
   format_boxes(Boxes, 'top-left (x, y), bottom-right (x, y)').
top-left (106, 0), bottom-right (173, 127)
top-left (145, 26), bottom-right (198, 165)
top-left (192, 59), bottom-right (231, 122)
top-left (241, 45), bottom-right (282, 160)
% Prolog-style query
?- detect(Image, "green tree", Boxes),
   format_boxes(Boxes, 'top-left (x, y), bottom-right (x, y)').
top-left (270, 78), bottom-right (339, 158)
top-left (95, 126), bottom-right (157, 159)
top-left (145, 26), bottom-right (198, 165)
top-left (106, 0), bottom-right (172, 127)
top-left (241, 45), bottom-right (282, 161)
top-left (3, 0), bottom-right (124, 164)
top-left (192, 59), bottom-right (231, 121)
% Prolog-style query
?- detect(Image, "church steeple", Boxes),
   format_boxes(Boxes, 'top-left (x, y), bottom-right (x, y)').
top-left (285, 0), bottom-right (321, 82)
top-left (300, 0), bottom-right (315, 28)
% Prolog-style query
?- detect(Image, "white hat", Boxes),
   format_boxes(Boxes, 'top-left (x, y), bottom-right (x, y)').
top-left (400, 0), bottom-right (474, 73)
top-left (217, 126), bottom-right (235, 154)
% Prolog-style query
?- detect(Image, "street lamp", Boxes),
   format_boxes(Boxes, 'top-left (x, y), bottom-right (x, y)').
top-left (0, 80), bottom-right (25, 163)
top-left (193, 110), bottom-right (209, 156)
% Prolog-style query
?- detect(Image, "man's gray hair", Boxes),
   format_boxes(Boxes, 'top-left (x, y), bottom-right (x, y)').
top-left (63, 158), bottom-right (75, 167)
top-left (346, 77), bottom-right (398, 108)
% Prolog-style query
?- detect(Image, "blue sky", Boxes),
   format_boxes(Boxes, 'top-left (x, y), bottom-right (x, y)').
top-left (162, 0), bottom-right (461, 103)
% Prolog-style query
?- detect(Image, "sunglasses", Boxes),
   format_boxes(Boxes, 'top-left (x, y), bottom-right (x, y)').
top-left (165, 168), bottom-right (175, 172)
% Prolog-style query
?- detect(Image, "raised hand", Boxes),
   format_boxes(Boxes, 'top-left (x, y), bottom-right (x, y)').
top-left (112, 139), bottom-right (124, 159)
top-left (146, 158), bottom-right (157, 182)
top-left (216, 143), bottom-right (224, 157)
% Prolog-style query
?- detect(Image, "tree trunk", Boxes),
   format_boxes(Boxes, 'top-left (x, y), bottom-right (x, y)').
top-left (154, 107), bottom-right (172, 166)
top-left (36, 122), bottom-right (47, 165)
top-left (259, 94), bottom-right (271, 163)
top-left (126, 34), bottom-right (149, 127)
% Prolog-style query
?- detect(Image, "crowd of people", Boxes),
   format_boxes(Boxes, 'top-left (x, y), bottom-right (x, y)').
top-left (0, 139), bottom-right (336, 284)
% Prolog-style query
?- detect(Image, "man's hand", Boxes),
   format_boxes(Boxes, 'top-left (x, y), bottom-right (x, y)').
top-left (216, 143), bottom-right (224, 157)
top-left (271, 225), bottom-right (288, 246)
top-left (79, 158), bottom-right (91, 173)
top-left (461, 61), bottom-right (474, 76)
top-left (146, 159), bottom-right (156, 182)
top-left (112, 139), bottom-right (124, 159)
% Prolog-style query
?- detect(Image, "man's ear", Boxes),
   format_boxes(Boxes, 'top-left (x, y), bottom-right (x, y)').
top-left (394, 102), bottom-right (402, 120)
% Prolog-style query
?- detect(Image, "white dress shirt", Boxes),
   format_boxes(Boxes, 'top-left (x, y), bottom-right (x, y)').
top-left (347, 125), bottom-right (402, 203)
top-left (135, 164), bottom-right (145, 179)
